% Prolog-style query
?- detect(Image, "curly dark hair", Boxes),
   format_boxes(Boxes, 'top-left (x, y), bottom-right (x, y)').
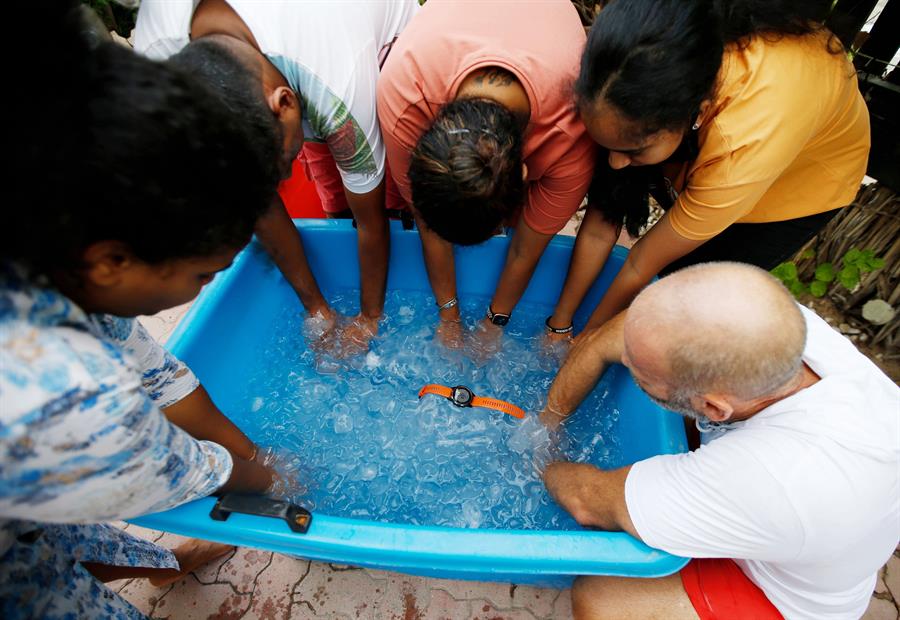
top-left (4, 6), bottom-right (280, 276)
top-left (409, 99), bottom-right (526, 246)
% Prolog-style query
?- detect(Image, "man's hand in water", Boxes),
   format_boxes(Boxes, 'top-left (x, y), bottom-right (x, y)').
top-left (539, 404), bottom-right (569, 432)
top-left (543, 462), bottom-right (637, 535)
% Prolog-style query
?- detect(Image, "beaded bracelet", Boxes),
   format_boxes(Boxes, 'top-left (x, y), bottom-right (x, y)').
top-left (545, 316), bottom-right (574, 335)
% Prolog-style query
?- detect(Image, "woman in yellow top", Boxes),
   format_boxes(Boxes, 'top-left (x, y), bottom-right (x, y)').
top-left (545, 0), bottom-right (870, 337)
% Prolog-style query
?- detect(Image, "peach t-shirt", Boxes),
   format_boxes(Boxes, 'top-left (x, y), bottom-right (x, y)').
top-left (668, 32), bottom-right (870, 240)
top-left (376, 0), bottom-right (595, 235)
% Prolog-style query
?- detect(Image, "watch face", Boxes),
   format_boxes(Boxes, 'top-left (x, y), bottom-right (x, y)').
top-left (451, 386), bottom-right (473, 406)
top-left (490, 313), bottom-right (510, 326)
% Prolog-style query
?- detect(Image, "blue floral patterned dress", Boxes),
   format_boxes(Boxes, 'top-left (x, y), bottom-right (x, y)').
top-left (0, 265), bottom-right (234, 618)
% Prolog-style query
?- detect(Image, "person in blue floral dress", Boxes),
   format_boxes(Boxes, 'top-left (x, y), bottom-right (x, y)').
top-left (1, 5), bottom-right (284, 618)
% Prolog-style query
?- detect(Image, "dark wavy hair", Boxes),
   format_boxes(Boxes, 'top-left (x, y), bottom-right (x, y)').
top-left (409, 99), bottom-right (526, 246)
top-left (578, 0), bottom-right (837, 231)
top-left (4, 9), bottom-right (280, 276)
top-left (577, 0), bottom-right (835, 135)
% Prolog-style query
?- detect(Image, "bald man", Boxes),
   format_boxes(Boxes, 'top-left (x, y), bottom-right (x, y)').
top-left (540, 263), bottom-right (899, 620)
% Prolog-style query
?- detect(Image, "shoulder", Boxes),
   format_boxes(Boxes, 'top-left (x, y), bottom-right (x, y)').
top-left (1, 308), bottom-right (137, 425)
top-left (710, 32), bottom-right (847, 133)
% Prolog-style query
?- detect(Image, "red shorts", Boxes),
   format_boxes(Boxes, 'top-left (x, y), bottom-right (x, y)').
top-left (297, 141), bottom-right (406, 214)
top-left (680, 559), bottom-right (783, 620)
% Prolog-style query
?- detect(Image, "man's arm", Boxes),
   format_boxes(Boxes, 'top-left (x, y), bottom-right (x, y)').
top-left (540, 310), bottom-right (627, 429)
top-left (344, 179), bottom-right (389, 321)
top-left (254, 196), bottom-right (332, 317)
top-left (543, 462), bottom-right (640, 539)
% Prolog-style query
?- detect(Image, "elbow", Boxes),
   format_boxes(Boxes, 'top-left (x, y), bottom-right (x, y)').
top-left (569, 501), bottom-right (599, 527)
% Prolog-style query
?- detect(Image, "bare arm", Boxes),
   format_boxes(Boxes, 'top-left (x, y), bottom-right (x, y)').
top-left (163, 386), bottom-right (274, 494)
top-left (254, 196), bottom-right (331, 317)
top-left (583, 214), bottom-right (703, 331)
top-left (162, 385), bottom-right (255, 461)
top-left (540, 310), bottom-right (627, 429)
top-left (413, 209), bottom-right (461, 323)
top-left (344, 180), bottom-right (389, 320)
top-left (548, 208), bottom-right (619, 330)
top-left (543, 462), bottom-right (639, 539)
top-left (217, 456), bottom-right (275, 495)
top-left (489, 220), bottom-right (554, 315)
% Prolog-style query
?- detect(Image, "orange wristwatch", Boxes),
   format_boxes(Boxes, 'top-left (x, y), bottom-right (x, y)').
top-left (418, 384), bottom-right (525, 419)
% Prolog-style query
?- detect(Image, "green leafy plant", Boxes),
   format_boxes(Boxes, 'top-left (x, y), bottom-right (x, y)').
top-left (771, 247), bottom-right (885, 298)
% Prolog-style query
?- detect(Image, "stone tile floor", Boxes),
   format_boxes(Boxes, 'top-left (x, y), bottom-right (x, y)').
top-left (117, 223), bottom-right (898, 619)
top-left (113, 523), bottom-right (571, 620)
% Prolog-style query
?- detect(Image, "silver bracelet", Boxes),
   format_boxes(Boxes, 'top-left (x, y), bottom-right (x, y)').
top-left (437, 297), bottom-right (459, 311)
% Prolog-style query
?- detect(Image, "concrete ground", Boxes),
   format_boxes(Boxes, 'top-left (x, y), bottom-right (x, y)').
top-left (116, 221), bottom-right (899, 619)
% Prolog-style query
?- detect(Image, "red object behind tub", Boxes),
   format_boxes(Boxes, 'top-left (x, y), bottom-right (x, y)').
top-left (279, 158), bottom-right (326, 219)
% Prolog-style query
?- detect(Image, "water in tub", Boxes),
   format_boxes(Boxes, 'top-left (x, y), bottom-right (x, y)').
top-left (237, 290), bottom-right (621, 530)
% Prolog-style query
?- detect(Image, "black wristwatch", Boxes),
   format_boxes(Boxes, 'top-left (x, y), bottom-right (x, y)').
top-left (486, 306), bottom-right (511, 326)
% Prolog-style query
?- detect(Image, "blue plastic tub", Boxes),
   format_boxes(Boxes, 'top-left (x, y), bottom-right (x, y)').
top-left (131, 220), bottom-right (688, 587)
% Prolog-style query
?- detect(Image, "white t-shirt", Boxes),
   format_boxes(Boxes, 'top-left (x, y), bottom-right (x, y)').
top-left (134, 0), bottom-right (419, 194)
top-left (625, 306), bottom-right (900, 620)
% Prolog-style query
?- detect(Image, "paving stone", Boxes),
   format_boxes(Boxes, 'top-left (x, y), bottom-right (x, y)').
top-left (469, 599), bottom-right (540, 620)
top-left (217, 547), bottom-right (274, 594)
top-left (372, 572), bottom-right (437, 620)
top-left (424, 576), bottom-right (515, 610)
top-left (192, 545), bottom-right (238, 584)
top-left (152, 577), bottom-right (252, 619)
top-left (877, 566), bottom-right (890, 595)
top-left (137, 315), bottom-right (171, 342)
top-left (293, 560), bottom-right (394, 618)
top-left (139, 302), bottom-right (192, 344)
top-left (552, 589), bottom-right (574, 620)
top-left (510, 584), bottom-right (561, 619)
top-left (118, 578), bottom-right (173, 616)
top-left (861, 597), bottom-right (899, 620)
top-left (423, 589), bottom-right (472, 620)
top-left (245, 553), bottom-right (309, 620)
top-left (885, 555), bottom-right (900, 602)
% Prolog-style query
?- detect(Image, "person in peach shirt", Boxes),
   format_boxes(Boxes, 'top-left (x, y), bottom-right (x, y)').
top-left (377, 0), bottom-right (595, 347)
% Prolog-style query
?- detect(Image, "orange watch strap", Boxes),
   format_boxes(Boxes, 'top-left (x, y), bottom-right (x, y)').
top-left (418, 384), bottom-right (453, 399)
top-left (471, 396), bottom-right (525, 419)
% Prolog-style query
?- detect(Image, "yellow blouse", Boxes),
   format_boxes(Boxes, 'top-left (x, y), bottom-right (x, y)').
top-left (669, 32), bottom-right (870, 240)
